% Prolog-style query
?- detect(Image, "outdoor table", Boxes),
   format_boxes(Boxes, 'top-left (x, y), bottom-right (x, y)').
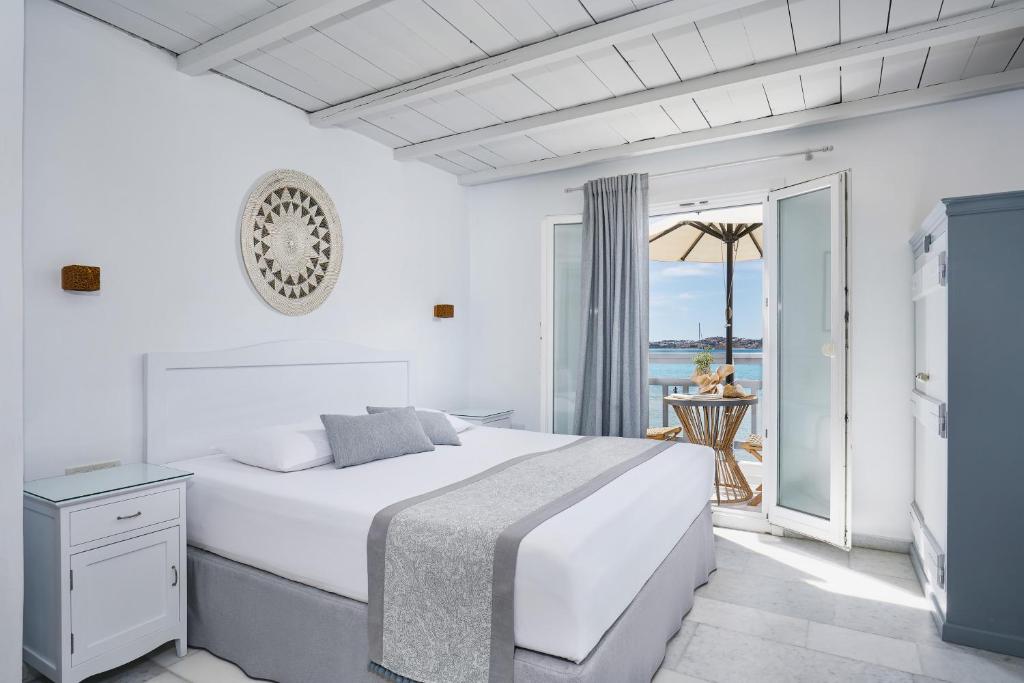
top-left (664, 393), bottom-right (758, 505)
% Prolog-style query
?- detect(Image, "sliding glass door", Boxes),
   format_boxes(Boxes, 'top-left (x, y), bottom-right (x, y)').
top-left (765, 173), bottom-right (849, 548)
top-left (547, 221), bottom-right (583, 434)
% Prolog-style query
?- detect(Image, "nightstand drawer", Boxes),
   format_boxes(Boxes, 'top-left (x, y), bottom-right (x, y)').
top-left (69, 489), bottom-right (179, 546)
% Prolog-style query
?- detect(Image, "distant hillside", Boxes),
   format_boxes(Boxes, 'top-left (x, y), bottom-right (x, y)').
top-left (650, 337), bottom-right (762, 350)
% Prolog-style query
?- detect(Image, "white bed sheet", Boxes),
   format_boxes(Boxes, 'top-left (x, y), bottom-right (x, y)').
top-left (173, 427), bottom-right (713, 663)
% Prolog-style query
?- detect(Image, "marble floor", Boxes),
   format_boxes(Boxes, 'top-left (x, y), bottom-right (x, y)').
top-left (25, 528), bottom-right (1024, 683)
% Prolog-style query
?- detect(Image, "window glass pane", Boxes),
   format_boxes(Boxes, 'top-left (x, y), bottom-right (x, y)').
top-left (777, 188), bottom-right (831, 519)
top-left (553, 223), bottom-right (583, 434)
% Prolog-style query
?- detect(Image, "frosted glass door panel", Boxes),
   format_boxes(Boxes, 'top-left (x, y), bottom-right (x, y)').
top-left (553, 223), bottom-right (583, 434)
top-left (777, 188), bottom-right (832, 519)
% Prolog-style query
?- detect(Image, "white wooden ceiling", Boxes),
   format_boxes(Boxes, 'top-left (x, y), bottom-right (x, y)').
top-left (63, 0), bottom-right (1024, 184)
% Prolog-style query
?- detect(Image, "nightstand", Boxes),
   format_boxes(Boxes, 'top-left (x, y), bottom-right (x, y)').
top-left (23, 464), bottom-right (193, 683)
top-left (447, 408), bottom-right (515, 429)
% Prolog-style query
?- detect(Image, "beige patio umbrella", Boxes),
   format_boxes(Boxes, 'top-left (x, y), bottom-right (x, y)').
top-left (648, 217), bottom-right (764, 379)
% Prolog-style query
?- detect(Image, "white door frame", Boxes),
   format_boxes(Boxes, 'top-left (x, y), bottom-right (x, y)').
top-left (764, 171), bottom-right (850, 548)
top-left (540, 214), bottom-right (583, 434)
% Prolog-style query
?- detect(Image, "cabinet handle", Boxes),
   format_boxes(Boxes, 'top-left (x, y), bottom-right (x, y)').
top-left (171, 565), bottom-right (178, 587)
top-left (916, 372), bottom-right (930, 381)
top-left (116, 511), bottom-right (142, 520)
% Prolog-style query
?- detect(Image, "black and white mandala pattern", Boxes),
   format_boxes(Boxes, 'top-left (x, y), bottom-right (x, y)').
top-left (241, 170), bottom-right (342, 315)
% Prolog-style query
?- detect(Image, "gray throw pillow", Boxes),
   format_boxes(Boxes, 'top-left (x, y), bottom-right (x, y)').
top-left (320, 408), bottom-right (435, 468)
top-left (366, 406), bottom-right (462, 446)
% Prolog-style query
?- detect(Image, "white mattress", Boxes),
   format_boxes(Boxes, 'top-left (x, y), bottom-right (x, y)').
top-left (173, 427), bottom-right (713, 663)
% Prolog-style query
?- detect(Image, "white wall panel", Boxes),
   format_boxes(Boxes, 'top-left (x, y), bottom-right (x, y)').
top-left (961, 29), bottom-right (1024, 78)
top-left (696, 9), bottom-right (754, 70)
top-left (384, 0), bottom-right (487, 64)
top-left (656, 23), bottom-right (716, 81)
top-left (604, 105), bottom-right (680, 142)
top-left (526, 0), bottom-right (593, 34)
top-left (660, 96), bottom-right (710, 132)
top-left (789, 0), bottom-right (839, 52)
top-left (287, 28), bottom-right (398, 91)
top-left (580, 46), bottom-right (645, 96)
top-left (920, 38), bottom-right (977, 86)
top-left (474, 0), bottom-right (555, 45)
top-left (763, 76), bottom-right (806, 114)
top-left (364, 105), bottom-right (455, 142)
top-left (217, 60), bottom-right (328, 110)
top-left (841, 61), bottom-right (882, 101)
top-left (409, 91), bottom-right (503, 132)
top-left (424, 0), bottom-right (518, 55)
top-left (743, 0), bottom-right (795, 62)
top-left (516, 57), bottom-right (614, 108)
top-left (529, 121), bottom-right (627, 156)
top-left (459, 76), bottom-right (554, 121)
top-left (615, 35), bottom-right (680, 88)
top-left (801, 67), bottom-right (841, 107)
top-left (480, 136), bottom-right (555, 164)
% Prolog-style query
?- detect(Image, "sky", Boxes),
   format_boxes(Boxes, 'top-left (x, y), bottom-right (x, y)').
top-left (649, 205), bottom-right (764, 342)
top-left (650, 259), bottom-right (763, 341)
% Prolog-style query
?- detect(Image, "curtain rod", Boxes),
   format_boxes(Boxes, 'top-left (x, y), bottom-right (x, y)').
top-left (563, 146), bottom-right (834, 194)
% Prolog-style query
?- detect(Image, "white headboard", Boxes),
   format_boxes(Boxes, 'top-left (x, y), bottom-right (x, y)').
top-left (144, 340), bottom-right (410, 464)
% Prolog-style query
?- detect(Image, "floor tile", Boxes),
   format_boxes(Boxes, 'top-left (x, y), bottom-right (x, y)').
top-left (849, 548), bottom-right (918, 581)
top-left (653, 669), bottom-right (709, 683)
top-left (917, 641), bottom-right (1024, 683)
top-left (84, 658), bottom-right (169, 682)
top-left (830, 589), bottom-right (941, 644)
top-left (696, 566), bottom-right (837, 623)
top-left (687, 595), bottom-right (809, 647)
top-left (671, 623), bottom-right (914, 682)
top-left (807, 622), bottom-right (923, 674)
top-left (167, 650), bottom-right (263, 682)
top-left (663, 619), bottom-right (700, 670)
top-left (148, 642), bottom-right (195, 669)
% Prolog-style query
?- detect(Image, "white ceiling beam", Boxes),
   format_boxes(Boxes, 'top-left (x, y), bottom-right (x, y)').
top-left (457, 68), bottom-right (1024, 186)
top-left (395, 0), bottom-right (1024, 161)
top-left (177, 0), bottom-right (389, 76)
top-left (308, 0), bottom-right (768, 127)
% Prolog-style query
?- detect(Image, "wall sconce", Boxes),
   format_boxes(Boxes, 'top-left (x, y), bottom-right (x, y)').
top-left (62, 265), bottom-right (101, 292)
top-left (433, 304), bottom-right (454, 319)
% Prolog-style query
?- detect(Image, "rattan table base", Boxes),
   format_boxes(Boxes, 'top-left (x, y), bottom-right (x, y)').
top-left (669, 398), bottom-right (755, 505)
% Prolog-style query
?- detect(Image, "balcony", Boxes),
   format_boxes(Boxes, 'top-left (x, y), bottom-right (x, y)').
top-left (649, 350), bottom-right (764, 511)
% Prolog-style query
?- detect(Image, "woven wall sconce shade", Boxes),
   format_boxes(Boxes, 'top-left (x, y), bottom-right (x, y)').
top-left (62, 265), bottom-right (100, 292)
top-left (433, 304), bottom-right (454, 319)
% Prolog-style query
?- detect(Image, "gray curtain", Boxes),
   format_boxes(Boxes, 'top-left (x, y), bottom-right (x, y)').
top-left (573, 173), bottom-right (650, 438)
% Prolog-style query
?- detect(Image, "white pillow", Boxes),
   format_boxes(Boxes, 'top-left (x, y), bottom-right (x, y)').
top-left (214, 422), bottom-right (332, 472)
top-left (418, 408), bottom-right (473, 433)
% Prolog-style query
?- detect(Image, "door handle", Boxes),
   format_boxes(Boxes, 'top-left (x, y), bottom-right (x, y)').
top-left (116, 511), bottom-right (142, 520)
top-left (171, 565), bottom-right (178, 587)
top-left (916, 372), bottom-right (930, 381)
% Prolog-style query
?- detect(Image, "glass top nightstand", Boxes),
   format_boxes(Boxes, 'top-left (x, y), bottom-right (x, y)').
top-left (24, 463), bottom-right (193, 504)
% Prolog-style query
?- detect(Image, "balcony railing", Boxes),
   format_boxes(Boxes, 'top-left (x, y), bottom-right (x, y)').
top-left (648, 351), bottom-right (763, 439)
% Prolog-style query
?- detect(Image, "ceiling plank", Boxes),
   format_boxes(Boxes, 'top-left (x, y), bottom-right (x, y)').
top-left (309, 0), bottom-right (770, 126)
top-left (393, 0), bottom-right (1024, 160)
top-left (178, 0), bottom-right (390, 75)
top-left (456, 68), bottom-right (1024, 185)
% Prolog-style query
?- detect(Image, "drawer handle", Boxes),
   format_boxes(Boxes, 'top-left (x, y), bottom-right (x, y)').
top-left (916, 372), bottom-right (930, 381)
top-left (171, 565), bottom-right (178, 587)
top-left (116, 511), bottom-right (142, 520)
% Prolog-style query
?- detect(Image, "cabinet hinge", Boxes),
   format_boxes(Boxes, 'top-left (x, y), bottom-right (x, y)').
top-left (938, 252), bottom-right (948, 287)
top-left (69, 569), bottom-right (73, 591)
top-left (71, 633), bottom-right (74, 655)
top-left (844, 310), bottom-right (849, 324)
top-left (924, 234), bottom-right (933, 253)
top-left (938, 403), bottom-right (948, 439)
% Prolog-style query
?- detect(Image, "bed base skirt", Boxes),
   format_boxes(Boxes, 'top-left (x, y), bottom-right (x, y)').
top-left (186, 503), bottom-right (715, 683)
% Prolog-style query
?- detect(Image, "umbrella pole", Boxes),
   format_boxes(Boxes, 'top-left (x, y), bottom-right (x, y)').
top-left (726, 240), bottom-right (734, 384)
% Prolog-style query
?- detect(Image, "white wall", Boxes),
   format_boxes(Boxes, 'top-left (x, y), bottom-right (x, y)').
top-left (0, 0), bottom-right (24, 676)
top-left (22, 0), bottom-right (469, 479)
top-left (465, 90), bottom-right (1024, 543)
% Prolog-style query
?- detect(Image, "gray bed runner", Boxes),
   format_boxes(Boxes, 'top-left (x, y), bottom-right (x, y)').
top-left (367, 436), bottom-right (674, 683)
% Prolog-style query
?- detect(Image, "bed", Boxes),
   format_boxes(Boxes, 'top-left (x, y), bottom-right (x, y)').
top-left (144, 341), bottom-right (716, 683)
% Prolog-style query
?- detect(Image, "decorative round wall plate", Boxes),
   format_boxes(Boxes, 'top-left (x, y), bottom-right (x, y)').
top-left (240, 169), bottom-right (342, 315)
